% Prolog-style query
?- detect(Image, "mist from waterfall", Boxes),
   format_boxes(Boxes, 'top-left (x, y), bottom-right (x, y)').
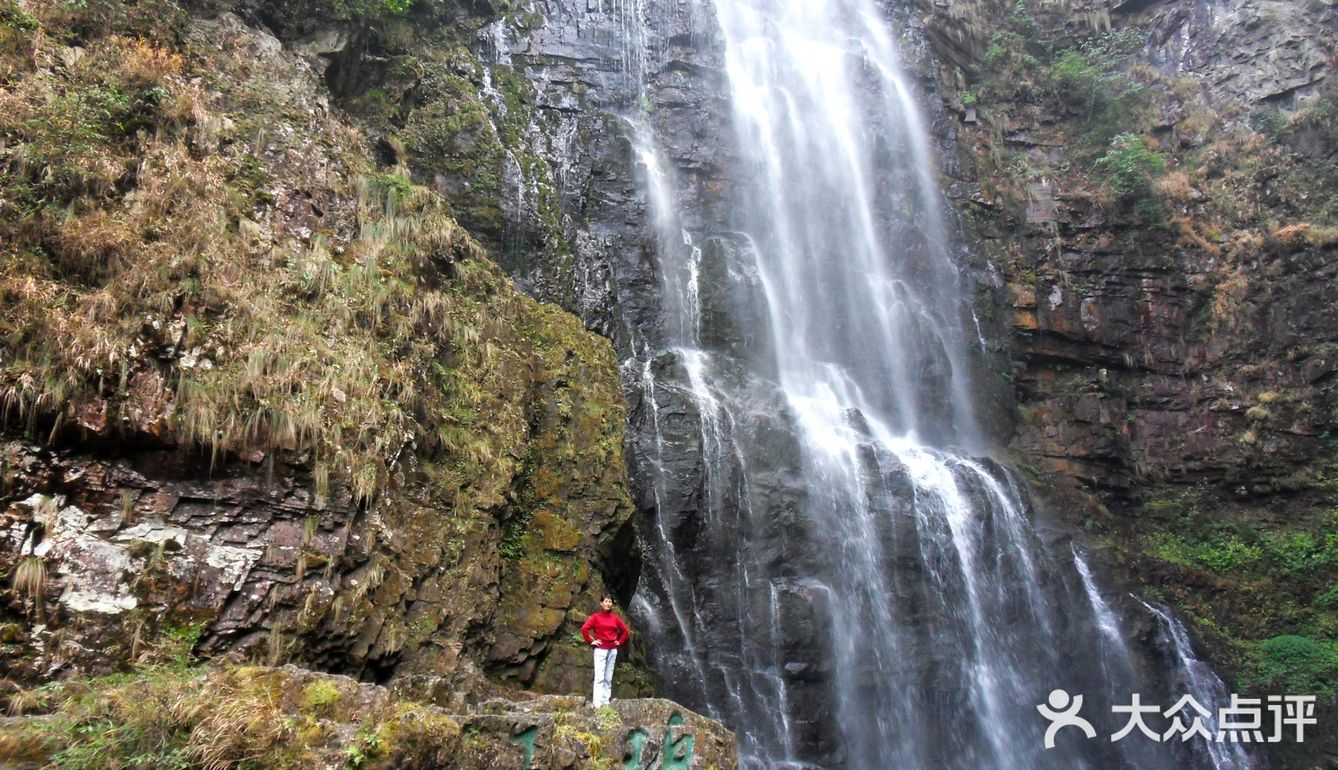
top-left (618, 0), bottom-right (1258, 767)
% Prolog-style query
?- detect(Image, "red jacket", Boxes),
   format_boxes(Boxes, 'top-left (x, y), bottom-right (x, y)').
top-left (581, 610), bottom-right (630, 649)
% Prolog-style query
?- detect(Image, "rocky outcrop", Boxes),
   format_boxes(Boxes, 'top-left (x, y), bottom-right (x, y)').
top-left (919, 0), bottom-right (1337, 501)
top-left (1141, 0), bottom-right (1332, 108)
top-left (0, 0), bottom-right (643, 706)
top-left (6, 0), bottom-right (1335, 764)
top-left (0, 664), bottom-right (738, 769)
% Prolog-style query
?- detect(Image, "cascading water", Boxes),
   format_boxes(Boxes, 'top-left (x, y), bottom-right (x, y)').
top-left (618, 0), bottom-right (1258, 767)
top-left (1139, 599), bottom-right (1257, 770)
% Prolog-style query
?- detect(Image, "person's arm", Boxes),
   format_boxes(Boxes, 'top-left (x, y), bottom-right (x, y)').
top-left (615, 615), bottom-right (630, 647)
top-left (581, 614), bottom-right (596, 644)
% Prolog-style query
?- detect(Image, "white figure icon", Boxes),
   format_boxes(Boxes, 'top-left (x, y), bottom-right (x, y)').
top-left (1037, 689), bottom-right (1097, 749)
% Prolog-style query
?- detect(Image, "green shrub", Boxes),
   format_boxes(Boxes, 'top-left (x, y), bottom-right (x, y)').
top-left (1147, 532), bottom-right (1261, 572)
top-left (1240, 635), bottom-right (1338, 696)
top-left (1094, 133), bottom-right (1165, 203)
top-left (369, 172), bottom-right (414, 208)
top-left (1047, 32), bottom-right (1149, 143)
top-left (1317, 584), bottom-right (1338, 610)
top-left (0, 1), bottom-right (38, 32)
top-left (332, 0), bottom-right (416, 18)
top-left (1261, 531), bottom-right (1333, 577)
top-left (1050, 49), bottom-right (1108, 115)
top-left (1250, 108), bottom-right (1292, 143)
top-left (1007, 0), bottom-right (1033, 34)
top-left (303, 679), bottom-right (342, 713)
top-left (979, 30), bottom-right (1042, 100)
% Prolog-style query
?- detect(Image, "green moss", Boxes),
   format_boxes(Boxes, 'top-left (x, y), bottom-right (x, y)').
top-left (498, 513), bottom-right (531, 560)
top-left (302, 679), bottom-right (342, 714)
top-left (1316, 584), bottom-right (1338, 610)
top-left (1, 0), bottom-right (635, 696)
top-left (490, 63), bottom-right (533, 148)
top-left (157, 621), bottom-right (208, 668)
top-left (402, 64), bottom-right (507, 236)
top-left (593, 705), bottom-right (621, 731)
top-left (1145, 511), bottom-right (1338, 581)
top-left (332, 0), bottom-right (415, 18)
top-left (0, 1), bottom-right (38, 32)
top-left (344, 722), bottom-right (386, 768)
top-left (368, 171), bottom-right (414, 207)
top-left (1130, 491), bottom-right (1338, 698)
top-left (553, 723), bottom-right (614, 770)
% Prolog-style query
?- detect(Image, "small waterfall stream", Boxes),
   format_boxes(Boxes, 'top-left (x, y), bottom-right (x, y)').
top-left (611, 0), bottom-right (1261, 767)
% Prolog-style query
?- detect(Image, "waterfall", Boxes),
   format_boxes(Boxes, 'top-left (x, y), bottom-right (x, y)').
top-left (1138, 599), bottom-right (1258, 770)
top-left (1073, 546), bottom-right (1135, 678)
top-left (616, 0), bottom-right (1255, 766)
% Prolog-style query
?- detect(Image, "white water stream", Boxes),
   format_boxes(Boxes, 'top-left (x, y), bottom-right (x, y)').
top-left (613, 0), bottom-right (1258, 766)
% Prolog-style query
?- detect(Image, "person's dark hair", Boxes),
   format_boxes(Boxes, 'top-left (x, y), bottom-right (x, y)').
top-left (600, 594), bottom-right (614, 603)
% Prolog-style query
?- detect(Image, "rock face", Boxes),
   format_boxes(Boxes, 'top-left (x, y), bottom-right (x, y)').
top-left (0, 1), bottom-right (646, 708)
top-left (1142, 0), bottom-right (1332, 108)
top-left (5, 0), bottom-right (1337, 764)
top-left (345, 0), bottom-right (1338, 764)
top-left (916, 0), bottom-right (1337, 509)
top-left (252, 0), bottom-right (1338, 763)
top-left (911, 0), bottom-right (1338, 767)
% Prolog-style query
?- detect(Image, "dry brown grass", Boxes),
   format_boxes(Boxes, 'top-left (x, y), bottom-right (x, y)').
top-left (3, 664), bottom-right (467, 769)
top-left (0, 0), bottom-right (628, 548)
top-left (1273, 222), bottom-right (1338, 250)
top-left (1156, 172), bottom-right (1196, 205)
top-left (0, 2), bottom-right (523, 505)
top-left (10, 554), bottom-right (46, 601)
top-left (4, 666), bottom-right (296, 769)
top-left (1274, 222), bottom-right (1314, 248)
top-left (1208, 265), bottom-right (1250, 333)
top-left (102, 35), bottom-right (183, 87)
top-left (1169, 215), bottom-right (1223, 257)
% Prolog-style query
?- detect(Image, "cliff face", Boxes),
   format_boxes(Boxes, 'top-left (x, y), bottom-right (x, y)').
top-left (913, 0), bottom-right (1338, 765)
top-left (0, 0), bottom-right (651, 709)
top-left (920, 0), bottom-right (1336, 494)
top-left (214, 0), bottom-right (1338, 763)
top-left (4, 0), bottom-right (1337, 765)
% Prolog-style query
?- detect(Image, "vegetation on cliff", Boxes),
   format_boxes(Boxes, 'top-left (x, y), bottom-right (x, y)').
top-left (0, 0), bottom-right (640, 702)
top-left (937, 1), bottom-right (1338, 757)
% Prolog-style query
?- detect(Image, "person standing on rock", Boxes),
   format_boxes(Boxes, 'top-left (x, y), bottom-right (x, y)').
top-left (581, 594), bottom-right (630, 707)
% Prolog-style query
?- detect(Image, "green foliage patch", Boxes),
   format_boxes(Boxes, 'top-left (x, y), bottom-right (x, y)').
top-left (1093, 132), bottom-right (1165, 219)
top-left (1146, 513), bottom-right (1338, 580)
top-left (1239, 635), bottom-right (1338, 697)
top-left (333, 0), bottom-right (416, 17)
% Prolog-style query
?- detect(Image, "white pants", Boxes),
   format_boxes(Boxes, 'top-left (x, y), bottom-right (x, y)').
top-left (592, 647), bottom-right (617, 707)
